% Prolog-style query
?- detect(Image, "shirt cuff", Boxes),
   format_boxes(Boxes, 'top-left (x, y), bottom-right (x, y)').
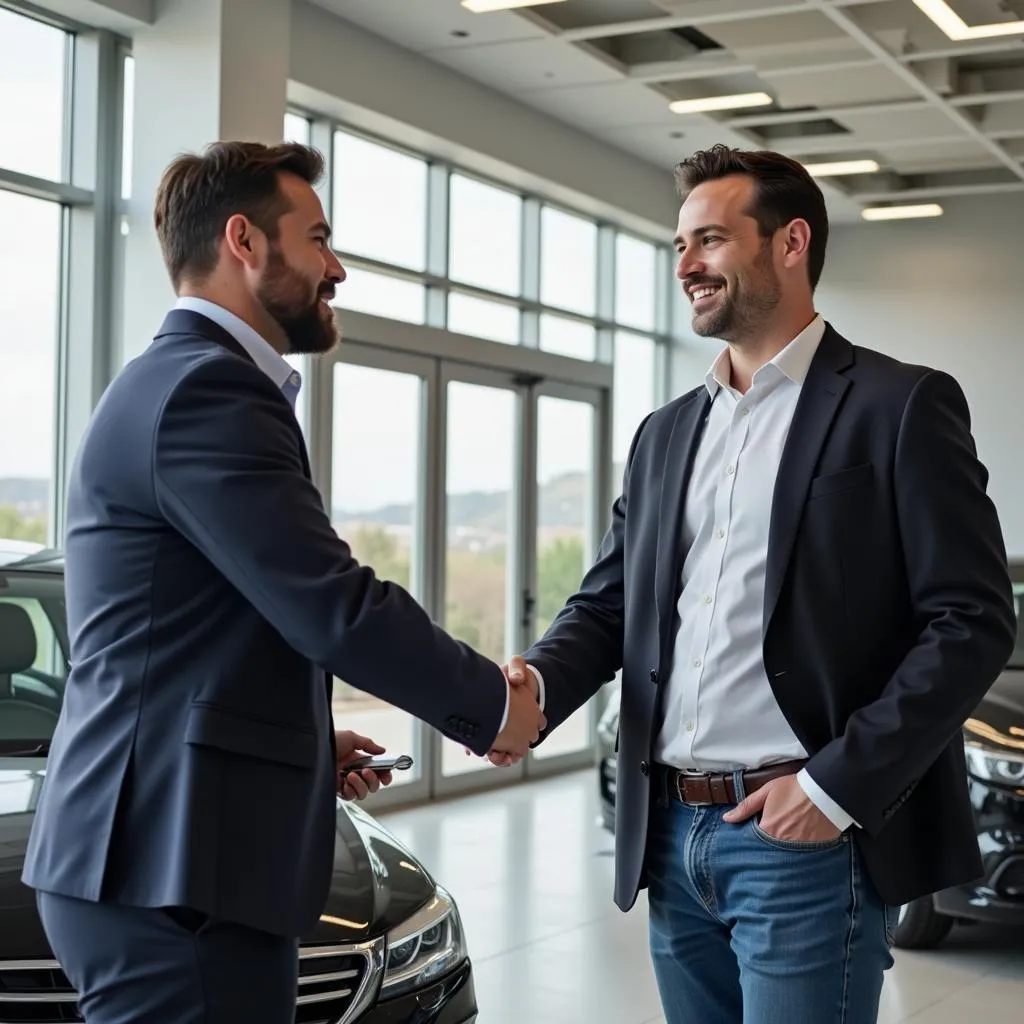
top-left (796, 767), bottom-right (859, 832)
top-left (498, 678), bottom-right (510, 733)
top-left (526, 665), bottom-right (546, 712)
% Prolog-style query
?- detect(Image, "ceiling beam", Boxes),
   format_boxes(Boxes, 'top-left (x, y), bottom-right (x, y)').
top-left (554, 0), bottom-right (889, 44)
top-left (854, 181), bottom-right (1024, 202)
top-left (726, 99), bottom-right (930, 128)
top-left (807, 0), bottom-right (1024, 183)
top-left (949, 89), bottom-right (1024, 107)
top-left (901, 38), bottom-right (1024, 64)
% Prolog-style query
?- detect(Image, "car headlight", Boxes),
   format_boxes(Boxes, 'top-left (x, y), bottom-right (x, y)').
top-left (965, 743), bottom-right (1024, 788)
top-left (381, 886), bottom-right (467, 998)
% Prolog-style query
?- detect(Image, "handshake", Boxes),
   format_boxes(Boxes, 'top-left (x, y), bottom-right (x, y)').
top-left (482, 656), bottom-right (545, 768)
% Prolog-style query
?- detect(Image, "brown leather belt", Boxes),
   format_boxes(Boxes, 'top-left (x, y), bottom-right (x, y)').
top-left (658, 759), bottom-right (807, 807)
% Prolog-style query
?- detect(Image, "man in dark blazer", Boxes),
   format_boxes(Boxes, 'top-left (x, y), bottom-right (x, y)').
top-left (21, 141), bottom-right (545, 1023)
top-left (496, 146), bottom-right (1015, 1022)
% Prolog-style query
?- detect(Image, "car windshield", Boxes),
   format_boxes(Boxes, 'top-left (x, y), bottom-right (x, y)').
top-left (1011, 582), bottom-right (1024, 670)
top-left (0, 570), bottom-right (68, 755)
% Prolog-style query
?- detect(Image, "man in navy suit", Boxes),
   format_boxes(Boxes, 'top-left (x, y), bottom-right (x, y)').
top-left (495, 145), bottom-right (1015, 1022)
top-left (22, 141), bottom-right (545, 1023)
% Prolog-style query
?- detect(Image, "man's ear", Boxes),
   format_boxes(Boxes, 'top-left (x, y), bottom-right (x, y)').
top-left (223, 213), bottom-right (261, 270)
top-left (780, 218), bottom-right (812, 271)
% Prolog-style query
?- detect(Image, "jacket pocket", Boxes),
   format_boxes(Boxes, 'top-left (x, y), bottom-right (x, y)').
top-left (808, 462), bottom-right (873, 500)
top-left (184, 702), bottom-right (317, 769)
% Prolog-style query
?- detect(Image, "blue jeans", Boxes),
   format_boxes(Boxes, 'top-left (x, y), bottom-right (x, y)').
top-left (647, 788), bottom-right (897, 1024)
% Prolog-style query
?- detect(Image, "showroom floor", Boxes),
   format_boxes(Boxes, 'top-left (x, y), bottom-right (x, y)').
top-left (378, 769), bottom-right (1023, 1024)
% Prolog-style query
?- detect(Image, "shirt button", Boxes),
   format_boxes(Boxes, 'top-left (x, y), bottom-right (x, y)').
top-left (685, 721), bottom-right (695, 732)
top-left (742, 408), bottom-right (750, 416)
top-left (726, 465), bottom-right (735, 475)
top-left (640, 760), bottom-right (650, 776)
top-left (703, 595), bottom-right (712, 605)
top-left (717, 529), bottom-right (726, 539)
top-left (693, 658), bottom-right (702, 668)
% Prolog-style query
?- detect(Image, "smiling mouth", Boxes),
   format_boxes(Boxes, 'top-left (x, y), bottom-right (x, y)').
top-left (689, 284), bottom-right (723, 308)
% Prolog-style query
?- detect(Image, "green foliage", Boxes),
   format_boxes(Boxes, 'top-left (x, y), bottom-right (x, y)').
top-left (0, 506), bottom-right (47, 545)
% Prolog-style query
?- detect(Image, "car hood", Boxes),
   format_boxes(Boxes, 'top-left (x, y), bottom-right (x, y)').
top-left (965, 668), bottom-right (1024, 754)
top-left (0, 759), bottom-right (435, 959)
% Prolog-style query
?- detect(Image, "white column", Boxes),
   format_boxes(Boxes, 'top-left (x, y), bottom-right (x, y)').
top-left (122, 0), bottom-right (291, 361)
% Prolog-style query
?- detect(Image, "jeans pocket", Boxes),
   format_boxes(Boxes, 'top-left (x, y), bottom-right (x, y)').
top-left (750, 817), bottom-right (848, 853)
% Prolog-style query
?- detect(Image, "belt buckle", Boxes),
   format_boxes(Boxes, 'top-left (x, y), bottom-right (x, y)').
top-left (676, 769), bottom-right (714, 807)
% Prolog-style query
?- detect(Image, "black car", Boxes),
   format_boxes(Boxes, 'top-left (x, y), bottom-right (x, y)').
top-left (0, 542), bottom-right (478, 1023)
top-left (597, 563), bottom-right (1024, 950)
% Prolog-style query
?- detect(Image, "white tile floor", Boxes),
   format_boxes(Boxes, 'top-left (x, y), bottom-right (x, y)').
top-left (378, 769), bottom-right (1024, 1024)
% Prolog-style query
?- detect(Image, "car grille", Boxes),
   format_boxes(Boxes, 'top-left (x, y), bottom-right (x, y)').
top-left (0, 939), bottom-right (385, 1024)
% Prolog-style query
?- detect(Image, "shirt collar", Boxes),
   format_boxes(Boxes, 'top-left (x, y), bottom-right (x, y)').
top-left (704, 314), bottom-right (825, 398)
top-left (174, 296), bottom-right (301, 406)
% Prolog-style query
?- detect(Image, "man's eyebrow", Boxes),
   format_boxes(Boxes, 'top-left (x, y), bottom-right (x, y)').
top-left (310, 220), bottom-right (332, 239)
top-left (674, 223), bottom-right (728, 246)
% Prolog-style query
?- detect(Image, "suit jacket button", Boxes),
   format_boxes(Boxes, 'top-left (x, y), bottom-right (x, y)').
top-left (640, 760), bottom-right (649, 776)
top-left (649, 669), bottom-right (658, 683)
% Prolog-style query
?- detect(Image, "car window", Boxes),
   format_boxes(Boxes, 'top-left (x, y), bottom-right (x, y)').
top-left (1011, 583), bottom-right (1024, 670)
top-left (0, 571), bottom-right (68, 749)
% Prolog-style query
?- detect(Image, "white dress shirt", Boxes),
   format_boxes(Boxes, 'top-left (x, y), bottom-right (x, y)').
top-left (174, 296), bottom-right (522, 735)
top-left (655, 314), bottom-right (854, 831)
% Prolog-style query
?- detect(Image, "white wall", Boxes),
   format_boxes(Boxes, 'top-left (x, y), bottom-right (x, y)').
top-left (672, 193), bottom-right (1024, 555)
top-left (818, 195), bottom-right (1024, 555)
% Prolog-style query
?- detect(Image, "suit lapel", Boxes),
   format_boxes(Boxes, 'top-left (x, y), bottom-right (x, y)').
top-left (655, 389), bottom-right (712, 659)
top-left (763, 326), bottom-right (854, 635)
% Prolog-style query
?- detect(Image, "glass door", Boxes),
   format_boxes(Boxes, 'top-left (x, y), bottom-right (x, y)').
top-left (526, 381), bottom-right (607, 775)
top-left (322, 342), bottom-right (435, 805)
top-left (435, 363), bottom-right (529, 795)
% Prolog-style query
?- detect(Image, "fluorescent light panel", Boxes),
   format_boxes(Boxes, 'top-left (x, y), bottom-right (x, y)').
top-left (669, 91), bottom-right (773, 114)
top-left (912, 0), bottom-right (1024, 40)
top-left (804, 159), bottom-right (880, 177)
top-left (861, 203), bottom-right (944, 221)
top-left (461, 0), bottom-right (567, 12)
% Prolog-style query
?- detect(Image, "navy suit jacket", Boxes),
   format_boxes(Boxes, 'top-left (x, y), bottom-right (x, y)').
top-left (525, 325), bottom-right (1016, 912)
top-left (22, 309), bottom-right (506, 938)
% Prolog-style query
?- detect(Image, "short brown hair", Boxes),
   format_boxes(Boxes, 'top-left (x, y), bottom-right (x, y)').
top-left (673, 144), bottom-right (829, 289)
top-left (154, 141), bottom-right (325, 289)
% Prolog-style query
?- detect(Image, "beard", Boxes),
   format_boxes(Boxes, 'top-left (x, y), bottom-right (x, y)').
top-left (257, 248), bottom-right (339, 355)
top-left (690, 242), bottom-right (782, 343)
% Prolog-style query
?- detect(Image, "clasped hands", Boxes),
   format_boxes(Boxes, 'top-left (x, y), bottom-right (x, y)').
top-left (469, 655), bottom-right (544, 767)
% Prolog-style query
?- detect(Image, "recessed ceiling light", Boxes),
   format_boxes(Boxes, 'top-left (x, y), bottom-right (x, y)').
top-left (669, 92), bottom-right (773, 114)
top-left (461, 0), bottom-right (567, 12)
top-left (861, 203), bottom-right (944, 221)
top-left (804, 159), bottom-right (880, 177)
top-left (912, 0), bottom-right (1024, 40)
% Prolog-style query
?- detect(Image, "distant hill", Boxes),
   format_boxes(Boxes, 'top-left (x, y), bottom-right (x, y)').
top-left (0, 478), bottom-right (49, 512)
top-left (333, 464), bottom-right (625, 529)
top-left (0, 466), bottom-right (626, 531)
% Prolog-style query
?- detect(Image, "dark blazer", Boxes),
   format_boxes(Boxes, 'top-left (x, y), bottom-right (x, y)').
top-left (526, 324), bottom-right (1016, 911)
top-left (22, 309), bottom-right (507, 938)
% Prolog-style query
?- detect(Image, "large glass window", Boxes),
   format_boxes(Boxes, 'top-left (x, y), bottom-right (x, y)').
top-left (447, 293), bottom-right (519, 345)
top-left (613, 331), bottom-right (658, 468)
top-left (0, 192), bottom-right (62, 544)
top-left (0, 9), bottom-right (67, 182)
top-left (448, 174), bottom-right (522, 296)
top-left (538, 314), bottom-right (596, 361)
top-left (615, 234), bottom-right (658, 334)
top-left (540, 206), bottom-right (596, 316)
top-left (333, 267), bottom-right (426, 324)
top-left (332, 131), bottom-right (427, 271)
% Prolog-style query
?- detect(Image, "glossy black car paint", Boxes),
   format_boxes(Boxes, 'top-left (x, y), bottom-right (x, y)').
top-left (0, 553), bottom-right (477, 1022)
top-left (597, 570), bottom-right (1024, 939)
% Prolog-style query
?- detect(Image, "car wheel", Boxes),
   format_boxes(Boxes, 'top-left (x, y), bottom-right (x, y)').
top-left (892, 897), bottom-right (954, 950)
